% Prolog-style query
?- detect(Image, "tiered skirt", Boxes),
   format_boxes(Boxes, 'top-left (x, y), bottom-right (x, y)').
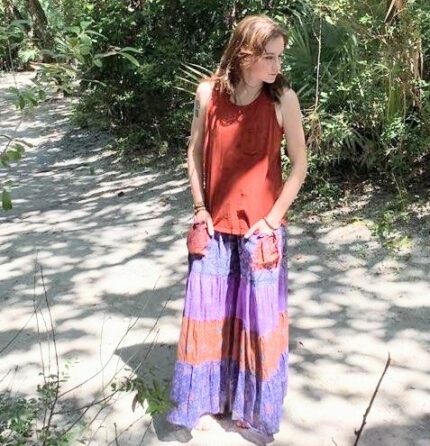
top-left (166, 224), bottom-right (289, 436)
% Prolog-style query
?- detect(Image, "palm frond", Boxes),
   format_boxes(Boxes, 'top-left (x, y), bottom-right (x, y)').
top-left (174, 61), bottom-right (213, 97)
top-left (184, 61), bottom-right (213, 75)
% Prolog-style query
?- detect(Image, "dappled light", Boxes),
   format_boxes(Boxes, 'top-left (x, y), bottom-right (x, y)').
top-left (1, 71), bottom-right (429, 445)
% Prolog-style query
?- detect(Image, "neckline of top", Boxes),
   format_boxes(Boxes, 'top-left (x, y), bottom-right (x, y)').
top-left (226, 88), bottom-right (264, 108)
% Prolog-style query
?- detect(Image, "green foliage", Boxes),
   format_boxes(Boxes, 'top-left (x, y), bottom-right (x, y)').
top-left (1, 137), bottom-right (33, 210)
top-left (286, 0), bottom-right (430, 187)
top-left (1, 12), bottom-right (140, 211)
top-left (2, 0), bottom-right (430, 195)
top-left (67, 0), bottom-right (430, 188)
top-left (0, 373), bottom-right (78, 446)
top-left (8, 85), bottom-right (46, 109)
top-left (34, 19), bottom-right (141, 96)
top-left (0, 143), bottom-right (25, 167)
top-left (371, 194), bottom-right (413, 254)
top-left (112, 367), bottom-right (173, 416)
top-left (2, 189), bottom-right (13, 210)
top-left (1, 141), bottom-right (29, 210)
top-left (73, 0), bottom-right (233, 156)
top-left (0, 392), bottom-right (38, 445)
top-left (0, 19), bottom-right (30, 70)
top-left (18, 43), bottom-right (40, 64)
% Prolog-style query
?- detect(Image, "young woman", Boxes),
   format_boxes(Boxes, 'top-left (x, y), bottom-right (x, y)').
top-left (166, 14), bottom-right (307, 439)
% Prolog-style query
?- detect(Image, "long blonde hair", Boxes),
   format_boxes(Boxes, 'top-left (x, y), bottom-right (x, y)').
top-left (206, 14), bottom-right (289, 103)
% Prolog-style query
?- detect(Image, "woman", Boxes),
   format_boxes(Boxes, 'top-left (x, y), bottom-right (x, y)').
top-left (166, 14), bottom-right (307, 439)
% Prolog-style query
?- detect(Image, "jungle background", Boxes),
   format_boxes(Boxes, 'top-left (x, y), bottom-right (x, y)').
top-left (2, 0), bottom-right (430, 203)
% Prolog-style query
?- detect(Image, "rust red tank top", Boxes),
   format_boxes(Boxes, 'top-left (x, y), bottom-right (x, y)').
top-left (202, 86), bottom-right (286, 235)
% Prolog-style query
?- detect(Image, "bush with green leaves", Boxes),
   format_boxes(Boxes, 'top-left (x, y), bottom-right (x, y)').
top-left (2, 0), bottom-right (430, 192)
top-left (0, 374), bottom-right (78, 446)
top-left (1, 11), bottom-right (140, 210)
top-left (73, 0), bottom-right (308, 159)
top-left (0, 17), bottom-right (30, 70)
top-left (73, 0), bottom-right (429, 188)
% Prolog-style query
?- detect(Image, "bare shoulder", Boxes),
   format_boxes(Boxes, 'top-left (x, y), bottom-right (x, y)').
top-left (280, 87), bottom-right (303, 125)
top-left (280, 87), bottom-right (300, 109)
top-left (195, 79), bottom-right (215, 107)
top-left (274, 87), bottom-right (302, 129)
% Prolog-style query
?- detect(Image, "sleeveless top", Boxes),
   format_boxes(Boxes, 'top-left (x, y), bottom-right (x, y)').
top-left (202, 86), bottom-right (287, 235)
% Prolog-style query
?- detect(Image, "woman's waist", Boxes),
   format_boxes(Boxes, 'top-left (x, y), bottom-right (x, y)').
top-left (205, 181), bottom-right (282, 207)
top-left (212, 214), bottom-right (288, 236)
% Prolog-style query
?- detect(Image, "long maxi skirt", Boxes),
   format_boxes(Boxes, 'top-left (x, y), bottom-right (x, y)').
top-left (166, 223), bottom-right (289, 437)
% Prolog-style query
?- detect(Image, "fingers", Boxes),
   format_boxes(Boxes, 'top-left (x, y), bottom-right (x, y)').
top-left (207, 217), bottom-right (215, 237)
top-left (193, 210), bottom-right (207, 224)
top-left (244, 219), bottom-right (274, 239)
top-left (193, 211), bottom-right (215, 237)
top-left (193, 214), bottom-right (274, 238)
top-left (244, 225), bottom-right (257, 239)
top-left (193, 215), bottom-right (202, 224)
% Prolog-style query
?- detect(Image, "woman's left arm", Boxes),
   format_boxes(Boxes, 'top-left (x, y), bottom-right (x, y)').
top-left (266, 87), bottom-right (308, 227)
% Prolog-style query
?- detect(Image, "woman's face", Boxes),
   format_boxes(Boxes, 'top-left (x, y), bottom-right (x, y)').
top-left (242, 35), bottom-right (285, 84)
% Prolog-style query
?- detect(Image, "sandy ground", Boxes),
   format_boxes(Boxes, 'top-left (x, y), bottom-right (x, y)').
top-left (1, 71), bottom-right (429, 446)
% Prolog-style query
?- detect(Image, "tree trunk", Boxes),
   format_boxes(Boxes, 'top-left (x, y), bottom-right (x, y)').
top-left (26, 0), bottom-right (48, 42)
top-left (25, 0), bottom-right (54, 61)
top-left (385, 0), bottom-right (408, 24)
top-left (385, 0), bottom-right (423, 107)
top-left (1, 0), bottom-right (30, 69)
top-left (225, 1), bottom-right (239, 30)
top-left (2, 0), bottom-right (14, 23)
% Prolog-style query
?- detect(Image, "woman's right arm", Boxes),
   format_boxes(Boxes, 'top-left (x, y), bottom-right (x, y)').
top-left (187, 81), bottom-right (214, 235)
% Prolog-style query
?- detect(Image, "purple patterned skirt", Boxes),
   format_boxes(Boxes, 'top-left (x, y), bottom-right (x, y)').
top-left (166, 224), bottom-right (289, 436)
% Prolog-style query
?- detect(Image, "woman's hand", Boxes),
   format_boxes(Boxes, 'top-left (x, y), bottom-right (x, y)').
top-left (244, 217), bottom-right (278, 239)
top-left (193, 209), bottom-right (215, 237)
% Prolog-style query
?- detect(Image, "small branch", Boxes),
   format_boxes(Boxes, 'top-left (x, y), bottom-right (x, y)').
top-left (57, 273), bottom-right (165, 400)
top-left (314, 10), bottom-right (323, 109)
top-left (0, 134), bottom-right (32, 145)
top-left (353, 353), bottom-right (392, 445)
top-left (0, 287), bottom-right (44, 356)
top-left (39, 262), bottom-right (61, 446)
top-left (1, 116), bottom-right (24, 155)
top-left (61, 274), bottom-right (167, 441)
top-left (33, 254), bottom-right (47, 438)
top-left (114, 423), bottom-right (121, 446)
top-left (63, 386), bottom-right (120, 438)
top-left (106, 415), bottom-right (150, 446)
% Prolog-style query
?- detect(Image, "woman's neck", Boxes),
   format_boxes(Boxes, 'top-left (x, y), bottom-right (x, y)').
top-left (232, 78), bottom-right (263, 105)
top-left (236, 77), bottom-right (263, 96)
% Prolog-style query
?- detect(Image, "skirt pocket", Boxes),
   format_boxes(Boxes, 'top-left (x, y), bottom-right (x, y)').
top-left (253, 232), bottom-right (280, 270)
top-left (244, 231), bottom-right (280, 271)
top-left (186, 221), bottom-right (211, 257)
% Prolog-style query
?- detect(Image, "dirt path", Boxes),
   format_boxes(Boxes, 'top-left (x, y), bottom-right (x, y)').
top-left (1, 71), bottom-right (429, 446)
